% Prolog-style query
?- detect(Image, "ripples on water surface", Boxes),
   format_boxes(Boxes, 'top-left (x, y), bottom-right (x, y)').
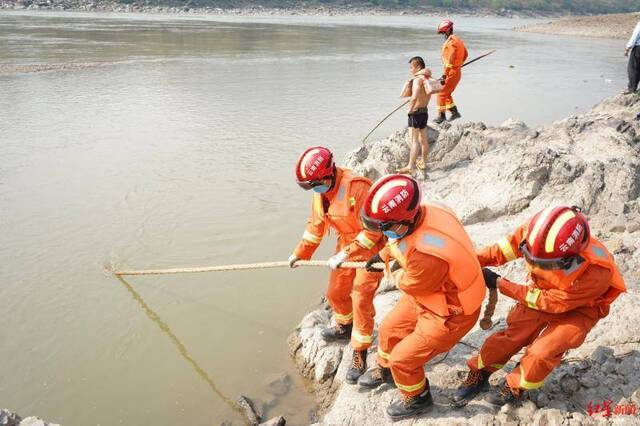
top-left (0, 10), bottom-right (625, 425)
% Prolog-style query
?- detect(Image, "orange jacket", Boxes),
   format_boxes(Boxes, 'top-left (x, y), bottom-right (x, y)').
top-left (477, 224), bottom-right (626, 318)
top-left (380, 202), bottom-right (486, 317)
top-left (442, 35), bottom-right (468, 75)
top-left (294, 167), bottom-right (384, 261)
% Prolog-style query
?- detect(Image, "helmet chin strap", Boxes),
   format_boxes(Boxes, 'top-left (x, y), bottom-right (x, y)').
top-left (328, 165), bottom-right (338, 191)
top-left (404, 208), bottom-right (423, 237)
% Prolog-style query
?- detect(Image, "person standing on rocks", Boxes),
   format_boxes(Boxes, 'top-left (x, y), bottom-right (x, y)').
top-left (397, 56), bottom-right (436, 176)
top-left (624, 19), bottom-right (640, 94)
top-left (434, 19), bottom-right (467, 124)
top-left (357, 174), bottom-right (486, 420)
top-left (453, 206), bottom-right (626, 407)
top-left (289, 146), bottom-right (385, 384)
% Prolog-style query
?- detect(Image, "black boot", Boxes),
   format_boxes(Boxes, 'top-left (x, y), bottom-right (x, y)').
top-left (320, 322), bottom-right (352, 341)
top-left (448, 106), bottom-right (461, 121)
top-left (433, 112), bottom-right (446, 124)
top-left (485, 382), bottom-right (523, 406)
top-left (358, 364), bottom-right (394, 389)
top-left (451, 369), bottom-right (492, 407)
top-left (345, 349), bottom-right (367, 384)
top-left (386, 386), bottom-right (434, 420)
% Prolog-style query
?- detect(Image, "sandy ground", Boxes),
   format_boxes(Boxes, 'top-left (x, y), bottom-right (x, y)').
top-left (517, 12), bottom-right (640, 40)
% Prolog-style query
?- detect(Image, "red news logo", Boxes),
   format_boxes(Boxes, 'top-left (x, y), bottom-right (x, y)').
top-left (587, 400), bottom-right (638, 417)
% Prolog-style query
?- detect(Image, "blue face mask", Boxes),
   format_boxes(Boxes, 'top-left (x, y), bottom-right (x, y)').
top-left (312, 184), bottom-right (330, 193)
top-left (383, 229), bottom-right (407, 240)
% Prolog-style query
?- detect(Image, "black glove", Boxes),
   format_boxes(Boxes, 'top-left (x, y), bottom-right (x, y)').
top-left (482, 268), bottom-right (500, 289)
top-left (439, 75), bottom-right (446, 85)
top-left (365, 254), bottom-right (383, 272)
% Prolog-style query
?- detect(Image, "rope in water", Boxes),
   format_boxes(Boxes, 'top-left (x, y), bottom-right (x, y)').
top-left (113, 260), bottom-right (384, 276)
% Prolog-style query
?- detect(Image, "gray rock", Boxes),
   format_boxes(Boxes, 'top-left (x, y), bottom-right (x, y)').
top-left (610, 215), bottom-right (627, 232)
top-left (263, 372), bottom-right (291, 397)
top-left (592, 346), bottom-right (615, 365)
top-left (0, 409), bottom-right (21, 426)
top-left (259, 416), bottom-right (286, 426)
top-left (560, 374), bottom-right (581, 394)
top-left (532, 408), bottom-right (564, 426)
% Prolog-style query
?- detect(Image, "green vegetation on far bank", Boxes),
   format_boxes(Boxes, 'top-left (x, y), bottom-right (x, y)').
top-left (127, 0), bottom-right (639, 14)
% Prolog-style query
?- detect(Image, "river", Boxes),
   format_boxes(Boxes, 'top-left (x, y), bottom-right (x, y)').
top-left (0, 10), bottom-right (626, 425)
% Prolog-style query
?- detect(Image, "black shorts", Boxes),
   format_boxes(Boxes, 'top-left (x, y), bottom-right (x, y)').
top-left (408, 111), bottom-right (428, 129)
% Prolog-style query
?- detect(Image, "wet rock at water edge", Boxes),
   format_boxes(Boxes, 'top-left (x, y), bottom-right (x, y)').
top-left (264, 372), bottom-right (292, 397)
top-left (259, 416), bottom-right (286, 426)
top-left (237, 395), bottom-right (262, 425)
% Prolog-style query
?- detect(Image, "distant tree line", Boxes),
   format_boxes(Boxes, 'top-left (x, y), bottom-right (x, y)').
top-left (128, 0), bottom-right (640, 14)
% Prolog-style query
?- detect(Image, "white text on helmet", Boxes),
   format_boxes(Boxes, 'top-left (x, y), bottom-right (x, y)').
top-left (307, 155), bottom-right (325, 176)
top-left (559, 223), bottom-right (584, 253)
top-left (381, 189), bottom-right (410, 214)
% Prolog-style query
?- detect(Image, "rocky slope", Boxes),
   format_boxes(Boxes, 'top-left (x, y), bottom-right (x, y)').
top-left (288, 93), bottom-right (640, 425)
top-left (0, 409), bottom-right (60, 426)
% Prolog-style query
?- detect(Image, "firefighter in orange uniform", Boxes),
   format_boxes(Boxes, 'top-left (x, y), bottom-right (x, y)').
top-left (453, 206), bottom-right (626, 407)
top-left (289, 146), bottom-right (385, 383)
top-left (434, 19), bottom-right (468, 124)
top-left (356, 174), bottom-right (486, 420)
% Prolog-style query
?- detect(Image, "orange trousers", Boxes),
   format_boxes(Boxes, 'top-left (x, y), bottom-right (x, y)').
top-left (376, 294), bottom-right (480, 396)
top-left (468, 304), bottom-right (599, 391)
top-left (437, 68), bottom-right (462, 112)
top-left (327, 242), bottom-right (383, 351)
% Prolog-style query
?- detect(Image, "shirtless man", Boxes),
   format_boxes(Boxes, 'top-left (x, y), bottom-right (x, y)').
top-left (398, 57), bottom-right (438, 176)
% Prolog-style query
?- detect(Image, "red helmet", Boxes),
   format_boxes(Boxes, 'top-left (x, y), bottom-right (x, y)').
top-left (295, 146), bottom-right (335, 190)
top-left (520, 206), bottom-right (590, 270)
top-left (361, 174), bottom-right (422, 231)
top-left (437, 19), bottom-right (454, 34)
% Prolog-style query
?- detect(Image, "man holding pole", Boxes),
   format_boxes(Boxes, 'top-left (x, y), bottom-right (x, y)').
top-left (434, 19), bottom-right (468, 124)
top-left (289, 146), bottom-right (385, 384)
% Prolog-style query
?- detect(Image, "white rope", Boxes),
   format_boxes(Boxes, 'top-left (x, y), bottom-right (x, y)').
top-left (113, 260), bottom-right (386, 276)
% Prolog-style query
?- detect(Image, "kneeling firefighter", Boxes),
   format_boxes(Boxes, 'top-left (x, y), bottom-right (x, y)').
top-left (289, 146), bottom-right (385, 383)
top-left (358, 174), bottom-right (486, 420)
top-left (453, 206), bottom-right (626, 407)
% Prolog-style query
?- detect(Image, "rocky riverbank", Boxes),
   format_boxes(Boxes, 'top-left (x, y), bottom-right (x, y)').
top-left (517, 12), bottom-right (640, 40)
top-left (288, 92), bottom-right (640, 425)
top-left (0, 409), bottom-right (60, 426)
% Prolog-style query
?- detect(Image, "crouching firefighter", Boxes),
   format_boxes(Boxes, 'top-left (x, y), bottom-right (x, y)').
top-left (357, 174), bottom-right (486, 420)
top-left (454, 206), bottom-right (626, 407)
top-left (289, 146), bottom-right (385, 383)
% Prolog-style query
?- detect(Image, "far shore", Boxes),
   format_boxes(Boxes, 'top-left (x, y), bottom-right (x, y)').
top-left (0, 0), bottom-right (572, 19)
top-left (516, 12), bottom-right (640, 40)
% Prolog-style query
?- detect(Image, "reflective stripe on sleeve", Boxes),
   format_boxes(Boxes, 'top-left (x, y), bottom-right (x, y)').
top-left (356, 232), bottom-right (376, 250)
top-left (525, 288), bottom-right (541, 310)
top-left (302, 230), bottom-right (322, 245)
top-left (498, 236), bottom-right (517, 262)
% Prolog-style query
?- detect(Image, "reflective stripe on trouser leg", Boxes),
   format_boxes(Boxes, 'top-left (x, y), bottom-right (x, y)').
top-left (375, 295), bottom-right (417, 368)
top-left (468, 353), bottom-right (504, 372)
top-left (327, 266), bottom-right (356, 325)
top-left (507, 309), bottom-right (596, 391)
top-left (467, 304), bottom-right (548, 373)
top-left (389, 304), bottom-right (479, 397)
top-left (351, 268), bottom-right (382, 350)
